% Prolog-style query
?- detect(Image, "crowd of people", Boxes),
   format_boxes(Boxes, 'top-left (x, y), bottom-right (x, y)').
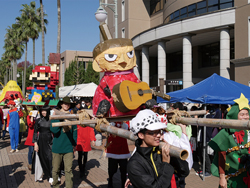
top-left (0, 94), bottom-right (249, 188)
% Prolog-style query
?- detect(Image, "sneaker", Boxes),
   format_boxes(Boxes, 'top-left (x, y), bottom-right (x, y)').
top-left (49, 178), bottom-right (53, 184)
top-left (195, 170), bottom-right (202, 176)
top-left (15, 149), bottom-right (19, 152)
top-left (200, 172), bottom-right (211, 177)
top-left (10, 149), bottom-right (15, 153)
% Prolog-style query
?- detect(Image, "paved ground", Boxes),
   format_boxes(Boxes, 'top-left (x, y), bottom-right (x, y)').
top-left (0, 134), bottom-right (219, 188)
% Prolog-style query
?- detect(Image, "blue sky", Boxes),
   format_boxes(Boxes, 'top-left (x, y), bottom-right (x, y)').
top-left (0, 0), bottom-right (100, 65)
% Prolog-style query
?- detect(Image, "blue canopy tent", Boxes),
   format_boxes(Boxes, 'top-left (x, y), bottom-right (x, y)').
top-left (157, 73), bottom-right (250, 104)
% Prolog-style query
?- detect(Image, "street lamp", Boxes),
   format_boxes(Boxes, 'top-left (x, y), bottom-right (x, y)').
top-left (95, 0), bottom-right (118, 38)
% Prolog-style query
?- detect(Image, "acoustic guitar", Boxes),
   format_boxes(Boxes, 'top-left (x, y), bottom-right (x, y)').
top-left (112, 80), bottom-right (171, 112)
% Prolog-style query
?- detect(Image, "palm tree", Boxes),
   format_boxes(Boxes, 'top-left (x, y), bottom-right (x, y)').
top-left (40, 0), bottom-right (45, 66)
top-left (57, 0), bottom-right (61, 53)
top-left (17, 1), bottom-right (48, 94)
top-left (4, 24), bottom-right (24, 82)
top-left (0, 55), bottom-right (11, 85)
top-left (34, 5), bottom-right (48, 69)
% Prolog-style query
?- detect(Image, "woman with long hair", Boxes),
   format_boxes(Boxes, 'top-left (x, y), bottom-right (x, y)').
top-left (33, 105), bottom-right (53, 184)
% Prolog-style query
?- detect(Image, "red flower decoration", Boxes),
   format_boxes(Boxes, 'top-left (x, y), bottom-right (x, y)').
top-left (243, 172), bottom-right (250, 188)
top-left (234, 130), bottom-right (245, 144)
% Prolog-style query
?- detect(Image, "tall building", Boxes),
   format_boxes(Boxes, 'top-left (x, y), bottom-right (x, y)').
top-left (105, 0), bottom-right (250, 92)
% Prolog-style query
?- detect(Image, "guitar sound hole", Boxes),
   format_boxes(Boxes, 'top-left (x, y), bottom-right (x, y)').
top-left (138, 89), bottom-right (143, 96)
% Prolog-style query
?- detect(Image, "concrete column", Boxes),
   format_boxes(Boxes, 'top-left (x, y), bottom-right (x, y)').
top-left (183, 35), bottom-right (193, 88)
top-left (142, 46), bottom-right (150, 84)
top-left (220, 28), bottom-right (230, 79)
top-left (158, 41), bottom-right (166, 93)
top-left (134, 50), bottom-right (141, 80)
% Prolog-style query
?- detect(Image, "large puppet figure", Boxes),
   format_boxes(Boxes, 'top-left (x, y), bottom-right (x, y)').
top-left (92, 24), bottom-right (156, 188)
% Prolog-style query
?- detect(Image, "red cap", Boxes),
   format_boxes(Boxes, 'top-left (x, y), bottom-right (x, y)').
top-left (7, 100), bottom-right (16, 106)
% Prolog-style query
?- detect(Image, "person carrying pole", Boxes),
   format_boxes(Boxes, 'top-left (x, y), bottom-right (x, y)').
top-left (209, 93), bottom-right (250, 188)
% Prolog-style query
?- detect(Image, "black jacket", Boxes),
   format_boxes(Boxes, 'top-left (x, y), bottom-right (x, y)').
top-left (127, 140), bottom-right (174, 188)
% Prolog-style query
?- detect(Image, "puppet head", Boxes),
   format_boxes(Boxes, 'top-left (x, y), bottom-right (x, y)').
top-left (92, 38), bottom-right (136, 72)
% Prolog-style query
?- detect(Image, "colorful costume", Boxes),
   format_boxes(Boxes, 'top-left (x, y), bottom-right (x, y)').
top-left (93, 70), bottom-right (140, 117)
top-left (7, 107), bottom-right (20, 150)
top-left (76, 125), bottom-right (96, 175)
top-left (209, 94), bottom-right (250, 188)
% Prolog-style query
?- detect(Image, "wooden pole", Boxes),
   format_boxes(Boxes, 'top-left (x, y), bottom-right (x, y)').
top-left (51, 109), bottom-right (188, 160)
top-left (175, 117), bottom-right (250, 130)
top-left (50, 110), bottom-right (206, 121)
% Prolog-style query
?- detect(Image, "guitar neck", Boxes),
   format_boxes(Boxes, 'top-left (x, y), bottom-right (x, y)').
top-left (153, 91), bottom-right (171, 101)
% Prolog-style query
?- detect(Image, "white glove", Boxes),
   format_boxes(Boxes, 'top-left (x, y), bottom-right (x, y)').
top-left (6, 127), bottom-right (9, 132)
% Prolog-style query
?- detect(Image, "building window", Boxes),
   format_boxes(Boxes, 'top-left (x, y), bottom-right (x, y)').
top-left (208, 0), bottom-right (219, 12)
top-left (180, 7), bottom-right (187, 19)
top-left (167, 51), bottom-right (183, 72)
top-left (197, 1), bottom-right (207, 15)
top-left (164, 0), bottom-right (234, 24)
top-left (188, 4), bottom-right (196, 17)
top-left (230, 39), bottom-right (235, 59)
top-left (173, 10), bottom-right (180, 20)
top-left (122, 0), bottom-right (125, 22)
top-left (150, 0), bottom-right (164, 15)
top-left (220, 0), bottom-right (234, 9)
top-left (199, 42), bottom-right (220, 68)
top-left (122, 27), bottom-right (125, 38)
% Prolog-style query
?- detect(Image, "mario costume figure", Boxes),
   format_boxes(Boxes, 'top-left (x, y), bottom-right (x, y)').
top-left (209, 94), bottom-right (250, 188)
top-left (6, 100), bottom-right (20, 153)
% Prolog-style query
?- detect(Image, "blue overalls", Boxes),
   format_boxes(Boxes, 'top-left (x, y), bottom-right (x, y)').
top-left (8, 110), bottom-right (20, 150)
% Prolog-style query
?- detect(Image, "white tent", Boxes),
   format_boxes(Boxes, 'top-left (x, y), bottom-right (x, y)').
top-left (73, 82), bottom-right (98, 97)
top-left (59, 82), bottom-right (98, 98)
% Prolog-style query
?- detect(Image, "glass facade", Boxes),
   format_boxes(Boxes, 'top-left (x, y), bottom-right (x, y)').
top-left (150, 0), bottom-right (164, 15)
top-left (167, 51), bottom-right (183, 72)
top-left (198, 40), bottom-right (234, 68)
top-left (164, 0), bottom-right (234, 24)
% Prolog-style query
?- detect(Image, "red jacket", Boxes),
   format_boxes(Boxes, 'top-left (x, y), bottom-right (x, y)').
top-left (93, 72), bottom-right (141, 117)
top-left (76, 125), bottom-right (96, 152)
top-left (24, 115), bottom-right (35, 146)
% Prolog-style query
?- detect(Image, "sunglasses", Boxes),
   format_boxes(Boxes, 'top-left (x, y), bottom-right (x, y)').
top-left (145, 129), bottom-right (164, 136)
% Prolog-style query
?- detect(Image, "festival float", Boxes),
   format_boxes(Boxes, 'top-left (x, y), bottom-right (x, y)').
top-left (0, 80), bottom-right (25, 103)
top-left (26, 53), bottom-right (60, 104)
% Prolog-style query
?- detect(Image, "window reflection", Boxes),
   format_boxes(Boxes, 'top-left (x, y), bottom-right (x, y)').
top-left (165, 0), bottom-right (234, 24)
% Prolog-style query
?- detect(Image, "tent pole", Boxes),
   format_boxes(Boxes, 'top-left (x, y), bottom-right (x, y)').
top-left (202, 104), bottom-right (206, 181)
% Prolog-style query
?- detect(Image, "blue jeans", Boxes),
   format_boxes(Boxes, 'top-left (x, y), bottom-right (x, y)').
top-left (28, 146), bottom-right (34, 164)
top-left (9, 127), bottom-right (19, 150)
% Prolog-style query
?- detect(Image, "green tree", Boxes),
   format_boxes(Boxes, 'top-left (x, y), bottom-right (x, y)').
top-left (64, 59), bottom-right (86, 86)
top-left (16, 1), bottom-right (36, 94)
top-left (0, 55), bottom-right (11, 85)
top-left (4, 24), bottom-right (24, 82)
top-left (84, 61), bottom-right (99, 85)
top-left (16, 1), bottom-right (47, 94)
